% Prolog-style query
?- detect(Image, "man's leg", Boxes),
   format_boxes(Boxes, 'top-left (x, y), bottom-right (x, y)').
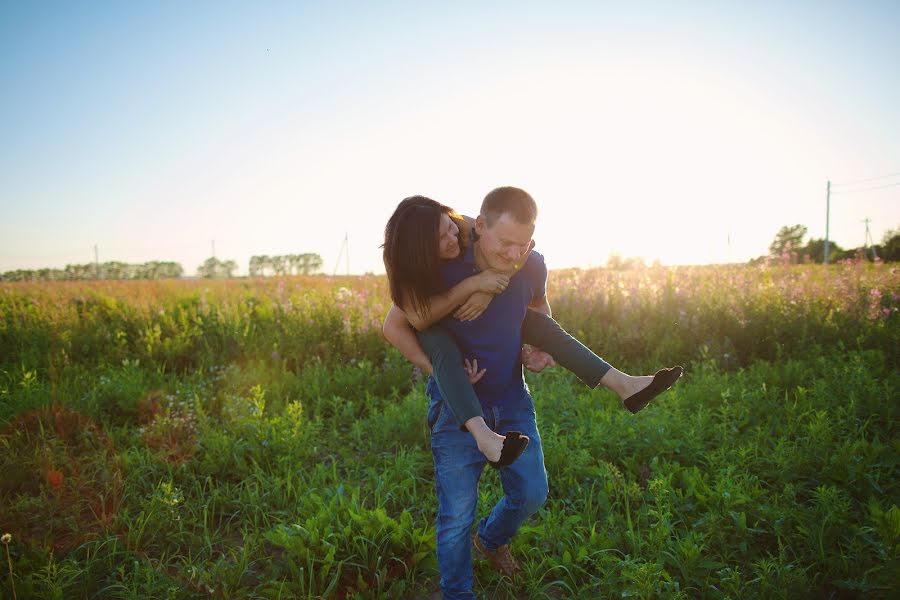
top-left (476, 404), bottom-right (548, 556)
top-left (431, 398), bottom-right (488, 600)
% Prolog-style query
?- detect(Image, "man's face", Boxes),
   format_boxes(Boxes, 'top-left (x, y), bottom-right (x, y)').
top-left (474, 213), bottom-right (535, 273)
top-left (438, 213), bottom-right (461, 260)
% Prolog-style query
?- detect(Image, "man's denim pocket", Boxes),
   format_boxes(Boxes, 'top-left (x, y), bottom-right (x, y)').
top-left (426, 397), bottom-right (445, 433)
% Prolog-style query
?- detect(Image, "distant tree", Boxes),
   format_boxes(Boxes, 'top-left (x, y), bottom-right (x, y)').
top-left (252, 255), bottom-right (273, 277)
top-left (879, 228), bottom-right (900, 262)
top-left (165, 262), bottom-right (185, 278)
top-left (247, 252), bottom-right (323, 276)
top-left (3, 261), bottom-right (183, 281)
top-left (769, 225), bottom-right (808, 261)
top-left (299, 253), bottom-right (323, 275)
top-left (273, 255), bottom-right (288, 276)
top-left (605, 253), bottom-right (645, 270)
top-left (248, 256), bottom-right (261, 277)
top-left (287, 254), bottom-right (301, 275)
top-left (197, 257), bottom-right (237, 278)
top-left (606, 253), bottom-right (625, 270)
top-left (197, 258), bottom-right (215, 278)
top-left (64, 264), bottom-right (89, 280)
top-left (103, 261), bottom-right (129, 280)
top-left (6, 269), bottom-right (38, 281)
top-left (221, 260), bottom-right (237, 277)
top-left (136, 261), bottom-right (183, 279)
top-left (802, 238), bottom-right (846, 263)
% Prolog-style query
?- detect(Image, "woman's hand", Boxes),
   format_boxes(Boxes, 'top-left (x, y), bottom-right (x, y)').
top-left (470, 270), bottom-right (509, 294)
top-left (464, 358), bottom-right (487, 384)
top-left (454, 291), bottom-right (493, 321)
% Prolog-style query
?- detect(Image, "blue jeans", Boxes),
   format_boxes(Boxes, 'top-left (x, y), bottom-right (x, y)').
top-left (427, 395), bottom-right (549, 600)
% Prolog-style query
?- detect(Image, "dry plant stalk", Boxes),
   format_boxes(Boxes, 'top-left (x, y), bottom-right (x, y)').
top-left (2, 533), bottom-right (16, 600)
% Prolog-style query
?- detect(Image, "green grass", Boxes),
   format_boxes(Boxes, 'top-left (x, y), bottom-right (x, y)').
top-left (1, 265), bottom-right (898, 598)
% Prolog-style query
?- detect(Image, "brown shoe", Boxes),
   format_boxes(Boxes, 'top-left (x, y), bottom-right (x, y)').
top-left (473, 532), bottom-right (520, 578)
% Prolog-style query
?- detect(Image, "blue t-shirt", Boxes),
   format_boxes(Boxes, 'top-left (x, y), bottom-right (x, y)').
top-left (425, 240), bottom-right (547, 409)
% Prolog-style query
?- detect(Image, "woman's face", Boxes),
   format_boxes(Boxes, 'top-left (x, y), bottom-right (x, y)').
top-left (437, 213), bottom-right (461, 259)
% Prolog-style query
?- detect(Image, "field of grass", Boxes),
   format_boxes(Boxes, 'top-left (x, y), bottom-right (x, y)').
top-left (1, 262), bottom-right (898, 599)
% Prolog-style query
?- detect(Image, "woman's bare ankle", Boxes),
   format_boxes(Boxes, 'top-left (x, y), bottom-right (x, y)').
top-left (599, 367), bottom-right (629, 397)
top-left (465, 416), bottom-right (504, 462)
top-left (599, 368), bottom-right (653, 400)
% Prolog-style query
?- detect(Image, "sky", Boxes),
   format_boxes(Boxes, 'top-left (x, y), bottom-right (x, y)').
top-left (2, 1), bottom-right (899, 275)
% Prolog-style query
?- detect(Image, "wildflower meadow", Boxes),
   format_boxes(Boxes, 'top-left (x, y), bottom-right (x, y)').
top-left (1, 262), bottom-right (898, 599)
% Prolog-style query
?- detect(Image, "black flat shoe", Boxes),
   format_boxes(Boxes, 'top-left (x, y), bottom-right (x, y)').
top-left (623, 366), bottom-right (684, 414)
top-left (489, 431), bottom-right (530, 469)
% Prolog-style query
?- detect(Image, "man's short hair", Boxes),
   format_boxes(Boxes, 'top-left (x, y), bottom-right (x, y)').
top-left (480, 186), bottom-right (537, 227)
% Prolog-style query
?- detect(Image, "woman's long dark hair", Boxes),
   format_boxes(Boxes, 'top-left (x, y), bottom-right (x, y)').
top-left (382, 196), bottom-right (466, 318)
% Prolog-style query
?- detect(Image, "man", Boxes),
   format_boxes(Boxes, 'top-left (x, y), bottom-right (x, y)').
top-left (423, 186), bottom-right (552, 598)
top-left (382, 187), bottom-right (682, 598)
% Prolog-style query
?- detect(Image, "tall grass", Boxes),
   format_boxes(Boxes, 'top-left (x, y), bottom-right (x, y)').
top-left (1, 262), bottom-right (897, 598)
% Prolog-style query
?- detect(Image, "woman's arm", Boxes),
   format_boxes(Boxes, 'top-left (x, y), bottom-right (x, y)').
top-left (403, 269), bottom-right (509, 331)
top-left (383, 304), bottom-right (433, 374)
top-left (383, 303), bottom-right (487, 386)
top-left (451, 239), bottom-right (537, 321)
top-left (401, 219), bottom-right (534, 329)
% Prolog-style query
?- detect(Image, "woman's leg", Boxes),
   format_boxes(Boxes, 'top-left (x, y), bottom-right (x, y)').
top-left (521, 310), bottom-right (612, 387)
top-left (416, 327), bottom-right (484, 428)
top-left (417, 327), bottom-right (529, 463)
top-left (521, 310), bottom-right (682, 410)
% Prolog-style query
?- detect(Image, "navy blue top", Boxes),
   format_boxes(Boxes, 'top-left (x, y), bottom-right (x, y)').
top-left (426, 238), bottom-right (547, 409)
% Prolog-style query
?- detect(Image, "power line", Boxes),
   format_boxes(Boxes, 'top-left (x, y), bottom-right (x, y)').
top-left (831, 172), bottom-right (900, 187)
top-left (830, 181), bottom-right (900, 195)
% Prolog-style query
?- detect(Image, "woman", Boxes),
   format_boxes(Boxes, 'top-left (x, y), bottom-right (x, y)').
top-left (382, 195), bottom-right (682, 467)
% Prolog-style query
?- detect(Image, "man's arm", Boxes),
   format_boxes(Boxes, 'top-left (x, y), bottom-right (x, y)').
top-left (528, 293), bottom-right (552, 317)
top-left (383, 304), bottom-right (433, 374)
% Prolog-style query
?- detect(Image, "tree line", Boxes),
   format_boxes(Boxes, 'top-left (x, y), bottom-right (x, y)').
top-left (197, 253), bottom-right (324, 278)
top-left (2, 253), bottom-right (325, 281)
top-left (248, 253), bottom-right (323, 276)
top-left (1, 261), bottom-right (185, 282)
top-left (757, 225), bottom-right (900, 264)
top-left (7, 227), bottom-right (896, 282)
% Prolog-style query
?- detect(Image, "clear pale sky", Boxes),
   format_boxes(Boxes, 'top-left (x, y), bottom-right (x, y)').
top-left (2, 1), bottom-right (899, 275)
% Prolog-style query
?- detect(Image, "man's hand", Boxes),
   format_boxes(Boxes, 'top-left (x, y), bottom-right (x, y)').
top-left (464, 358), bottom-right (487, 384)
top-left (454, 292), bottom-right (493, 321)
top-left (521, 344), bottom-right (556, 373)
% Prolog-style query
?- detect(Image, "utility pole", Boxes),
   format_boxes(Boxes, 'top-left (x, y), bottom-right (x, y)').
top-left (824, 180), bottom-right (831, 265)
top-left (863, 218), bottom-right (877, 260)
top-left (333, 233), bottom-right (350, 276)
top-left (211, 239), bottom-right (216, 259)
top-left (727, 230), bottom-right (731, 264)
top-left (94, 244), bottom-right (100, 279)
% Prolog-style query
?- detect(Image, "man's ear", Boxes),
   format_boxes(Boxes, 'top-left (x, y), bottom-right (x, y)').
top-left (475, 214), bottom-right (487, 236)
